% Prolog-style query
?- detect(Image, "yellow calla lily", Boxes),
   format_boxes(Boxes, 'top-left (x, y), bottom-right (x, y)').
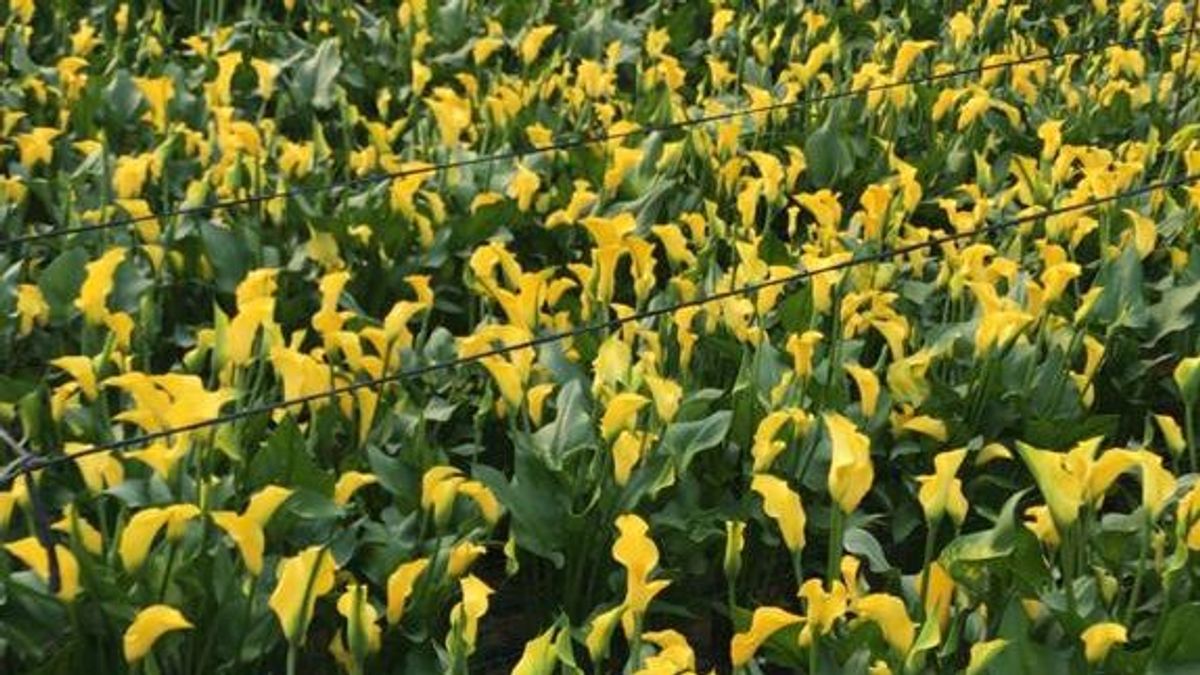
top-left (4, 537), bottom-right (80, 602)
top-left (119, 504), bottom-right (200, 571)
top-left (336, 583), bottom-right (382, 660)
top-left (825, 413), bottom-right (874, 514)
top-left (123, 605), bottom-right (193, 663)
top-left (448, 574), bottom-right (493, 653)
top-left (966, 639), bottom-right (1009, 675)
top-left (729, 606), bottom-right (803, 667)
top-left (601, 392), bottom-right (649, 441)
top-left (422, 465), bottom-right (465, 526)
top-left (915, 449), bottom-right (969, 526)
top-left (1153, 414), bottom-right (1187, 457)
top-left (612, 513), bottom-right (670, 637)
top-left (386, 558), bottom-right (429, 624)
top-left (854, 593), bottom-right (915, 655)
top-left (1081, 622), bottom-right (1127, 664)
top-left (1175, 356), bottom-right (1200, 408)
top-left (76, 248), bottom-right (126, 324)
top-left (797, 578), bottom-right (848, 646)
top-left (750, 474), bottom-right (806, 552)
top-left (269, 546), bottom-right (336, 644)
top-left (333, 471), bottom-right (377, 506)
top-left (1016, 438), bottom-right (1138, 529)
top-left (844, 363), bottom-right (881, 418)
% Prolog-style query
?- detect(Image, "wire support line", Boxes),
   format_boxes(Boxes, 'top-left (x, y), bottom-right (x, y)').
top-left (3, 170), bottom-right (1196, 487)
top-left (2, 25), bottom-right (1194, 248)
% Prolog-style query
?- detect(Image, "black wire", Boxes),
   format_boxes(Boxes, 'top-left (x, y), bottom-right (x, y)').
top-left (3, 171), bottom-right (1195, 487)
top-left (1, 26), bottom-right (1193, 248)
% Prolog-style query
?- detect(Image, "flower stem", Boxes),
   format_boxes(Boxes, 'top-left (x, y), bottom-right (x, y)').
top-left (1124, 514), bottom-right (1151, 625)
top-left (826, 508), bottom-right (844, 586)
top-left (1185, 404), bottom-right (1196, 474)
top-left (286, 643), bottom-right (297, 675)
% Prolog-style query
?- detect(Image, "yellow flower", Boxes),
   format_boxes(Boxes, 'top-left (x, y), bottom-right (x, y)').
top-left (209, 485), bottom-right (291, 575)
top-left (1024, 505), bottom-right (1060, 548)
top-left (134, 76), bottom-right (174, 131)
top-left (854, 594), bottom-right (915, 655)
top-left (751, 409), bottom-right (808, 472)
top-left (480, 355), bottom-right (525, 410)
top-left (14, 127), bottom-right (60, 169)
top-left (643, 375), bottom-right (682, 423)
top-left (797, 579), bottom-right (849, 645)
top-left (825, 413), bottom-right (874, 514)
top-left (457, 480), bottom-right (502, 525)
top-left (76, 248), bottom-right (126, 324)
top-left (520, 25), bottom-right (557, 65)
top-left (15, 284), bottom-right (49, 336)
top-left (965, 639), bottom-right (1009, 675)
top-left (915, 449), bottom-right (969, 526)
top-left (612, 514), bottom-right (670, 636)
top-left (785, 330), bottom-right (823, 378)
top-left (4, 537), bottom-right (80, 602)
top-left (917, 561), bottom-right (955, 631)
top-left (601, 392), bottom-right (649, 441)
top-left (421, 465), bottom-right (465, 526)
top-left (425, 86), bottom-right (472, 147)
top-left (512, 624), bottom-right (560, 675)
top-left (947, 13), bottom-right (974, 50)
top-left (585, 604), bottom-right (625, 664)
top-left (1175, 356), bottom-right (1200, 408)
top-left (508, 163), bottom-right (541, 212)
top-left (796, 189), bottom-right (843, 232)
top-left (123, 605), bottom-right (193, 663)
top-left (448, 575), bottom-right (494, 653)
top-left (1154, 414), bottom-right (1187, 457)
top-left (333, 471), bottom-right (377, 506)
top-left (336, 584), bottom-right (382, 660)
top-left (750, 474), bottom-right (806, 552)
top-left (119, 504), bottom-right (200, 571)
top-left (729, 606), bottom-right (802, 667)
top-left (386, 558), bottom-right (429, 624)
top-left (9, 0), bottom-right (34, 22)
top-left (1016, 438), bottom-right (1137, 529)
top-left (269, 546), bottom-right (336, 644)
top-left (50, 356), bottom-right (98, 400)
top-left (1038, 120), bottom-right (1064, 160)
top-left (844, 363), bottom-right (880, 418)
top-left (1081, 622), bottom-right (1127, 664)
top-left (723, 520), bottom-right (745, 581)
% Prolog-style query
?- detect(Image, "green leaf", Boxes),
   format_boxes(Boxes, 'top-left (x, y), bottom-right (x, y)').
top-left (843, 527), bottom-right (892, 573)
top-left (661, 410), bottom-right (732, 475)
top-left (293, 39), bottom-right (343, 111)
top-left (1148, 278), bottom-right (1200, 344)
top-left (36, 248), bottom-right (88, 322)
top-left (246, 419), bottom-right (335, 495)
top-left (200, 223), bottom-right (251, 296)
top-left (1147, 603), bottom-right (1200, 673)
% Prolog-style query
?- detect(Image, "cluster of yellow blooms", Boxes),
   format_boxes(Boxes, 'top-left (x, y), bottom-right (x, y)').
top-left (2, 0), bottom-right (1200, 672)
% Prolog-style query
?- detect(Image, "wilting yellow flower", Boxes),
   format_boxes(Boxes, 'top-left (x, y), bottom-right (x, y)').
top-left (797, 579), bottom-right (849, 646)
top-left (336, 584), bottom-right (382, 660)
top-left (76, 248), bottom-right (126, 324)
top-left (854, 594), bottom-right (915, 655)
top-left (750, 474), bottom-right (806, 552)
top-left (119, 504), bottom-right (201, 571)
top-left (334, 471), bottom-right (377, 506)
top-left (612, 514), bottom-right (670, 636)
top-left (15, 284), bottom-right (49, 336)
top-left (729, 606), bottom-right (802, 667)
top-left (386, 558), bottom-right (429, 624)
top-left (269, 546), bottom-right (337, 644)
top-left (123, 605), bottom-right (193, 663)
top-left (1081, 622), bottom-right (1127, 664)
top-left (916, 449), bottom-right (969, 526)
top-left (601, 392), bottom-right (649, 441)
top-left (4, 537), bottom-right (80, 602)
top-left (825, 413), bottom-right (874, 514)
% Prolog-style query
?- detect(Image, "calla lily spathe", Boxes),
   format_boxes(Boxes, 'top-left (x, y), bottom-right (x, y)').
top-left (123, 604), bottom-right (193, 663)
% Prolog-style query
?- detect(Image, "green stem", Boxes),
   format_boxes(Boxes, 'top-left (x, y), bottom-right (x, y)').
top-left (826, 508), bottom-right (844, 586)
top-left (1185, 404), bottom-right (1196, 474)
top-left (919, 518), bottom-right (940, 621)
top-left (808, 632), bottom-right (819, 674)
top-left (158, 542), bottom-right (178, 602)
top-left (1124, 514), bottom-right (1151, 625)
top-left (286, 643), bottom-right (297, 675)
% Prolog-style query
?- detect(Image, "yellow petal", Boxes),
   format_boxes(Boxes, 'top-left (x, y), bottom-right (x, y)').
top-left (1081, 622), bottom-right (1127, 664)
top-left (269, 546), bottom-right (336, 644)
top-left (211, 512), bottom-right (265, 575)
top-left (386, 558), bottom-right (429, 624)
top-left (855, 594), bottom-right (915, 655)
top-left (825, 413), bottom-right (874, 514)
top-left (600, 393), bottom-right (649, 441)
top-left (123, 605), bottom-right (193, 663)
top-left (244, 485), bottom-right (294, 526)
top-left (4, 538), bottom-right (80, 602)
top-left (333, 471), bottom-right (377, 506)
top-left (119, 507), bottom-right (169, 571)
top-left (750, 474), bottom-right (806, 552)
top-left (729, 606), bottom-right (802, 667)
